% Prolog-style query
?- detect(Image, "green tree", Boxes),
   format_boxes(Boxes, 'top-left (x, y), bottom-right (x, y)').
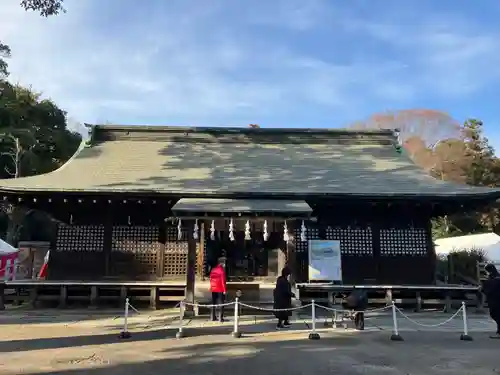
top-left (349, 112), bottom-right (500, 239)
top-left (431, 119), bottom-right (500, 238)
top-left (0, 43), bottom-right (11, 78)
top-left (462, 119), bottom-right (499, 187)
top-left (0, 80), bottom-right (81, 245)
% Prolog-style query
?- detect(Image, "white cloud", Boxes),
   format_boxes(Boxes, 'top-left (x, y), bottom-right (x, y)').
top-left (1, 0), bottom-right (499, 127)
top-left (343, 15), bottom-right (500, 97)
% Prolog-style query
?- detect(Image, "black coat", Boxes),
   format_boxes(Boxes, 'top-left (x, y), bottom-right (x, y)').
top-left (483, 276), bottom-right (500, 307)
top-left (273, 276), bottom-right (294, 318)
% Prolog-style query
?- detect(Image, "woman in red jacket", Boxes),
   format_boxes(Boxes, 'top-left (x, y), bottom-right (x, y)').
top-left (210, 257), bottom-right (227, 322)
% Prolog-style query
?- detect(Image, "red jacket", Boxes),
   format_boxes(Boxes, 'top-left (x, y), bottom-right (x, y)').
top-left (210, 264), bottom-right (227, 293)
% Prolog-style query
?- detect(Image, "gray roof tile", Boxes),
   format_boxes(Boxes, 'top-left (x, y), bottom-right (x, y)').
top-left (0, 125), bottom-right (498, 198)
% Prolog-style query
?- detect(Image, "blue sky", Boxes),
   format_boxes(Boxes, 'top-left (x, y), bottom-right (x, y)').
top-left (1, 0), bottom-right (500, 149)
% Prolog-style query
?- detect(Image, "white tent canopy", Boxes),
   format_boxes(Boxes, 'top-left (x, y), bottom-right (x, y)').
top-left (435, 233), bottom-right (500, 262)
top-left (0, 239), bottom-right (18, 255)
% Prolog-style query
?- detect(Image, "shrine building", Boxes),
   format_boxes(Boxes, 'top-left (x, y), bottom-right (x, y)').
top-left (1, 125), bottom-right (499, 305)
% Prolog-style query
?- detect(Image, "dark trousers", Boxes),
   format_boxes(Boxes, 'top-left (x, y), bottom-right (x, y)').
top-left (277, 317), bottom-right (290, 326)
top-left (276, 311), bottom-right (290, 326)
top-left (354, 312), bottom-right (365, 330)
top-left (490, 304), bottom-right (500, 334)
top-left (211, 292), bottom-right (225, 321)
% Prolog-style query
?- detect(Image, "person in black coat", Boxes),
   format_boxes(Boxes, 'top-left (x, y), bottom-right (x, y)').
top-left (483, 263), bottom-right (500, 338)
top-left (273, 267), bottom-right (295, 329)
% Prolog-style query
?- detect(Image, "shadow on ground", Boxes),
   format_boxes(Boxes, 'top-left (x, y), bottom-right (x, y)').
top-left (0, 321), bottom-right (319, 353)
top-left (13, 331), bottom-right (500, 375)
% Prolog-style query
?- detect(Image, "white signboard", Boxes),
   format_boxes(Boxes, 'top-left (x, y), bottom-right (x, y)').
top-left (308, 240), bottom-right (342, 281)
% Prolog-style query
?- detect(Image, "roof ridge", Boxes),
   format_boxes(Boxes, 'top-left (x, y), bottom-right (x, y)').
top-left (86, 123), bottom-right (397, 135)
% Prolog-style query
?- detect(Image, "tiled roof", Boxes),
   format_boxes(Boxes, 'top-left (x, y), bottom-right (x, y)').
top-left (0, 125), bottom-right (499, 198)
top-left (172, 198), bottom-right (312, 215)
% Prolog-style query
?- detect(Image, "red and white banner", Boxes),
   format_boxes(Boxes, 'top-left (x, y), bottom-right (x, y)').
top-left (38, 250), bottom-right (50, 279)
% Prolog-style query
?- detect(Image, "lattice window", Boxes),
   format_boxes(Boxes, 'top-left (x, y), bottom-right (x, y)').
top-left (164, 226), bottom-right (201, 276)
top-left (56, 225), bottom-right (105, 252)
top-left (380, 228), bottom-right (427, 256)
top-left (295, 227), bottom-right (319, 253)
top-left (326, 227), bottom-right (373, 256)
top-left (111, 226), bottom-right (160, 275)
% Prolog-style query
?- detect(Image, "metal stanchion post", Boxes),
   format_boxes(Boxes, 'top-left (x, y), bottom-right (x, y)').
top-left (390, 301), bottom-right (403, 341)
top-left (460, 301), bottom-right (473, 341)
top-left (176, 301), bottom-right (186, 339)
top-left (232, 297), bottom-right (241, 338)
top-left (308, 299), bottom-right (320, 340)
top-left (119, 297), bottom-right (131, 339)
top-left (332, 309), bottom-right (338, 328)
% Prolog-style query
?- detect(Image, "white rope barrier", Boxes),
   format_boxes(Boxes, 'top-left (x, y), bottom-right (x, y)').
top-left (238, 302), bottom-right (313, 312)
top-left (391, 301), bottom-right (403, 341)
top-left (183, 301), bottom-right (236, 308)
top-left (316, 303), bottom-right (392, 314)
top-left (127, 302), bottom-right (141, 315)
top-left (460, 301), bottom-right (473, 341)
top-left (309, 300), bottom-right (320, 340)
top-left (119, 298), bottom-right (131, 339)
top-left (115, 297), bottom-right (480, 341)
top-left (176, 301), bottom-right (186, 338)
top-left (232, 297), bottom-right (241, 338)
top-left (395, 305), bottom-right (463, 328)
top-left (389, 300), bottom-right (474, 342)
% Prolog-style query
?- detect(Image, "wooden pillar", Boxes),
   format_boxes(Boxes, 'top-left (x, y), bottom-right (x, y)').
top-left (286, 221), bottom-right (297, 284)
top-left (156, 221), bottom-right (166, 278)
top-left (103, 210), bottom-right (113, 277)
top-left (185, 220), bottom-right (197, 313)
top-left (120, 285), bottom-right (127, 305)
top-left (149, 286), bottom-right (158, 309)
top-left (444, 291), bottom-right (452, 312)
top-left (425, 217), bottom-right (436, 284)
top-left (198, 222), bottom-right (205, 280)
top-left (90, 286), bottom-right (98, 308)
top-left (385, 288), bottom-right (392, 306)
top-left (476, 290), bottom-right (485, 313)
top-left (415, 291), bottom-right (422, 312)
top-left (0, 282), bottom-right (5, 310)
top-left (58, 285), bottom-right (67, 308)
top-left (29, 286), bottom-right (38, 308)
top-left (371, 222), bottom-right (382, 284)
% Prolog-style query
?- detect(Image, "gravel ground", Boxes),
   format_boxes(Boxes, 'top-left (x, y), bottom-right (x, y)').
top-left (0, 308), bottom-right (499, 375)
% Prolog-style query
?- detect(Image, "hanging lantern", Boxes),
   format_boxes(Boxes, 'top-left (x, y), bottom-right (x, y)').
top-left (300, 220), bottom-right (307, 242)
top-left (177, 219), bottom-right (182, 240)
top-left (229, 219), bottom-right (235, 241)
top-left (210, 220), bottom-right (216, 240)
top-left (283, 221), bottom-right (289, 242)
top-left (263, 220), bottom-right (269, 241)
top-left (193, 219), bottom-right (199, 240)
top-left (244, 220), bottom-right (251, 240)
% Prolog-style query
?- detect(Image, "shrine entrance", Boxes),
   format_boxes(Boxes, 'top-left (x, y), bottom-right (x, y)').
top-left (205, 230), bottom-right (286, 281)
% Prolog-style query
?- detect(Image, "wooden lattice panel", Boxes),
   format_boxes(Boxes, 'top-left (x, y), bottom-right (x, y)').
top-left (294, 227), bottom-right (319, 253)
top-left (111, 226), bottom-right (160, 275)
top-left (56, 225), bottom-right (105, 252)
top-left (164, 226), bottom-right (201, 276)
top-left (295, 227), bottom-right (318, 281)
top-left (326, 227), bottom-right (373, 256)
top-left (380, 228), bottom-right (427, 256)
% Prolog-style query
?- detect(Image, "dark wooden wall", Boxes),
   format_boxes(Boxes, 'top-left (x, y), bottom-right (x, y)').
top-left (39, 196), bottom-right (436, 284)
top-left (293, 202), bottom-right (435, 285)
